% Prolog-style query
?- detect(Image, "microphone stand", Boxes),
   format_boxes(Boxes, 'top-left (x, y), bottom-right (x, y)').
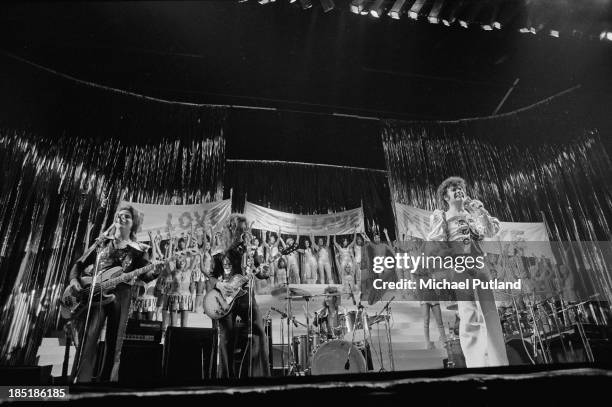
top-left (72, 225), bottom-right (114, 383)
top-left (374, 296), bottom-right (395, 372)
top-left (285, 266), bottom-right (294, 375)
top-left (344, 285), bottom-right (360, 371)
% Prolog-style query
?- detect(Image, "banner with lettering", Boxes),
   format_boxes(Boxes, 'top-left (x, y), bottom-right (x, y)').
top-left (118, 199), bottom-right (232, 241)
top-left (393, 202), bottom-right (554, 259)
top-left (244, 201), bottom-right (365, 235)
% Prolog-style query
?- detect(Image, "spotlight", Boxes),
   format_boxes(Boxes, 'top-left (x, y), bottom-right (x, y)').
top-left (299, 0), bottom-right (313, 9)
top-left (350, 0), bottom-right (368, 14)
top-left (428, 0), bottom-right (445, 24)
top-left (258, 0), bottom-right (276, 4)
top-left (319, 0), bottom-right (335, 12)
top-left (549, 30), bottom-right (559, 38)
top-left (494, 0), bottom-right (521, 30)
top-left (408, 0), bottom-right (427, 20)
top-left (389, 0), bottom-right (408, 19)
top-left (477, 1), bottom-right (500, 31)
top-left (457, 0), bottom-right (484, 29)
top-left (600, 31), bottom-right (612, 41)
top-left (370, 0), bottom-right (388, 18)
top-left (440, 0), bottom-right (463, 26)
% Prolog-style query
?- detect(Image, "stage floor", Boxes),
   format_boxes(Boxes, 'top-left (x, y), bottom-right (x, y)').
top-left (27, 364), bottom-right (612, 406)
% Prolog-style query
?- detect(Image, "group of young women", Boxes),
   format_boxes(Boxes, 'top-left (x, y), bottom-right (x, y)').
top-left (248, 228), bottom-right (380, 291)
top-left (130, 225), bottom-right (383, 330)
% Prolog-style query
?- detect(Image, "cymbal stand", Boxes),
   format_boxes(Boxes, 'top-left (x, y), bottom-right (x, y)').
top-left (383, 304), bottom-right (395, 371)
top-left (527, 292), bottom-right (550, 364)
top-left (575, 304), bottom-right (595, 362)
top-left (547, 297), bottom-right (569, 361)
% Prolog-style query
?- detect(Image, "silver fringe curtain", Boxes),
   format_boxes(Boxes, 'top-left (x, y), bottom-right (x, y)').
top-left (0, 107), bottom-right (226, 365)
top-left (381, 91), bottom-right (612, 305)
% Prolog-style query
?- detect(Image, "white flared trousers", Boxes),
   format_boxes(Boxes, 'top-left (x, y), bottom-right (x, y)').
top-left (457, 285), bottom-right (509, 367)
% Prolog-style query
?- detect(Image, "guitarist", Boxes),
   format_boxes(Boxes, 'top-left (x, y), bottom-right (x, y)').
top-left (68, 205), bottom-right (163, 382)
top-left (209, 214), bottom-right (271, 378)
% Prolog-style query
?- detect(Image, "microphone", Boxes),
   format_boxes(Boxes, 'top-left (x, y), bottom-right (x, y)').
top-left (271, 307), bottom-right (288, 318)
top-left (344, 359), bottom-right (350, 370)
top-left (291, 317), bottom-right (299, 328)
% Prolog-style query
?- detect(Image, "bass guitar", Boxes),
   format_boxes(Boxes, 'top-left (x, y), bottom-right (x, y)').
top-left (60, 249), bottom-right (194, 320)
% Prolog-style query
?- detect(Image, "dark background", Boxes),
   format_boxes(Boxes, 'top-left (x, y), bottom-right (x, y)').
top-left (1, 1), bottom-right (612, 169)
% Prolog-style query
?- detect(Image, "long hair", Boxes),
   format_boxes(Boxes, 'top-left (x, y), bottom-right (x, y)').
top-left (436, 176), bottom-right (467, 211)
top-left (115, 205), bottom-right (141, 241)
top-left (225, 213), bottom-right (248, 245)
top-left (322, 286), bottom-right (341, 309)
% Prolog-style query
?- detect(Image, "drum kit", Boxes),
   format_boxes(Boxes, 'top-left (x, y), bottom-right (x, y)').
top-left (269, 285), bottom-right (394, 375)
top-left (497, 290), bottom-right (611, 364)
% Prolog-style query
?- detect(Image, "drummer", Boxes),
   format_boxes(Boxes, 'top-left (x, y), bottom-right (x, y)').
top-left (313, 286), bottom-right (347, 339)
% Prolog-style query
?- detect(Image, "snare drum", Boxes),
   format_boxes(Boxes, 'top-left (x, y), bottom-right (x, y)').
top-left (310, 340), bottom-right (367, 375)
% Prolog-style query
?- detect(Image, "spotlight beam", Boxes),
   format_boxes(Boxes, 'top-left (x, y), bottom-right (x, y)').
top-left (389, 0), bottom-right (408, 20)
top-left (409, 0), bottom-right (427, 20)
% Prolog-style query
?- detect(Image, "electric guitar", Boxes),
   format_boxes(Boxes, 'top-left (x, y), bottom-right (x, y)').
top-left (60, 249), bottom-right (194, 320)
top-left (203, 243), bottom-right (298, 320)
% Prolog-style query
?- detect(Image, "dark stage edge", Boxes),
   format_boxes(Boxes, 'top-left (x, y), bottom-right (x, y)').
top-left (3, 364), bottom-right (612, 406)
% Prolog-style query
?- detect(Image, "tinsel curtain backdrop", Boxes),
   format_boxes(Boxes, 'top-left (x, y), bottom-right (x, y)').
top-left (381, 88), bottom-right (612, 305)
top-left (0, 103), bottom-right (226, 365)
top-left (225, 160), bottom-right (395, 283)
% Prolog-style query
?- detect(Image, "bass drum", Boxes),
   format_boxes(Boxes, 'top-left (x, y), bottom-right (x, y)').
top-left (310, 340), bottom-right (366, 375)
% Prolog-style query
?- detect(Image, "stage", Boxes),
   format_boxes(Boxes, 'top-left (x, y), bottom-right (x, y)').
top-left (2, 364), bottom-right (611, 406)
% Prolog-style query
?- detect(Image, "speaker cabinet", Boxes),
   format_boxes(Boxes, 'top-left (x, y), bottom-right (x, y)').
top-left (118, 343), bottom-right (163, 383)
top-left (163, 327), bottom-right (216, 383)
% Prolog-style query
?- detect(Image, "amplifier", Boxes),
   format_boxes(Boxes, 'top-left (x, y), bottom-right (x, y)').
top-left (163, 327), bottom-right (216, 382)
top-left (118, 343), bottom-right (163, 383)
top-left (124, 319), bottom-right (162, 344)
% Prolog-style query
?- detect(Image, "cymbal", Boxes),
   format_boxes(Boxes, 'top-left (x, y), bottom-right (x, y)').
top-left (311, 293), bottom-right (343, 297)
top-left (270, 285), bottom-right (313, 298)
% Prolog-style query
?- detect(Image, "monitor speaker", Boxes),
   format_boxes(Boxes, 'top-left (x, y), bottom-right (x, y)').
top-left (163, 327), bottom-right (216, 383)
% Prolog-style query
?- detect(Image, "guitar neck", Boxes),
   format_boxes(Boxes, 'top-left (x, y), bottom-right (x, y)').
top-left (100, 263), bottom-right (156, 290)
top-left (96, 249), bottom-right (191, 290)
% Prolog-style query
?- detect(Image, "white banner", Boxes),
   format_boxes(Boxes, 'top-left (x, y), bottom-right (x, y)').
top-left (244, 201), bottom-right (365, 235)
top-left (118, 199), bottom-right (232, 241)
top-left (394, 202), bottom-right (555, 259)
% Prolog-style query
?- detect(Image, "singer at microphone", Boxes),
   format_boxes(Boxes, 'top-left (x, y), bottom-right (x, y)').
top-left (427, 177), bottom-right (508, 368)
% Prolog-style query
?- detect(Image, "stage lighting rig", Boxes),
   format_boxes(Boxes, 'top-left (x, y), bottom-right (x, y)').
top-left (408, 0), bottom-right (427, 20)
top-left (350, 0), bottom-right (368, 14)
top-left (440, 0), bottom-right (463, 26)
top-left (299, 0), bottom-right (313, 9)
top-left (320, 0), bottom-right (335, 12)
top-left (389, 0), bottom-right (408, 20)
top-left (370, 0), bottom-right (390, 18)
top-left (456, 0), bottom-right (485, 29)
top-left (427, 0), bottom-right (445, 24)
top-left (494, 0), bottom-right (522, 30)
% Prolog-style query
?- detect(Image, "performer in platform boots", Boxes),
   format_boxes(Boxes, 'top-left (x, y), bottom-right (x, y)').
top-left (427, 177), bottom-right (509, 368)
top-left (68, 205), bottom-right (164, 382)
top-left (208, 214), bottom-right (271, 378)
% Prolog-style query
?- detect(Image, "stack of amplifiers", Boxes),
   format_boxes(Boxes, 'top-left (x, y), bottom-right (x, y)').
top-left (118, 319), bottom-right (163, 383)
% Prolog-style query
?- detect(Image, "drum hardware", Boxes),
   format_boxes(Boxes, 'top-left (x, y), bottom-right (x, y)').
top-left (446, 302), bottom-right (458, 311)
top-left (311, 340), bottom-right (367, 375)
